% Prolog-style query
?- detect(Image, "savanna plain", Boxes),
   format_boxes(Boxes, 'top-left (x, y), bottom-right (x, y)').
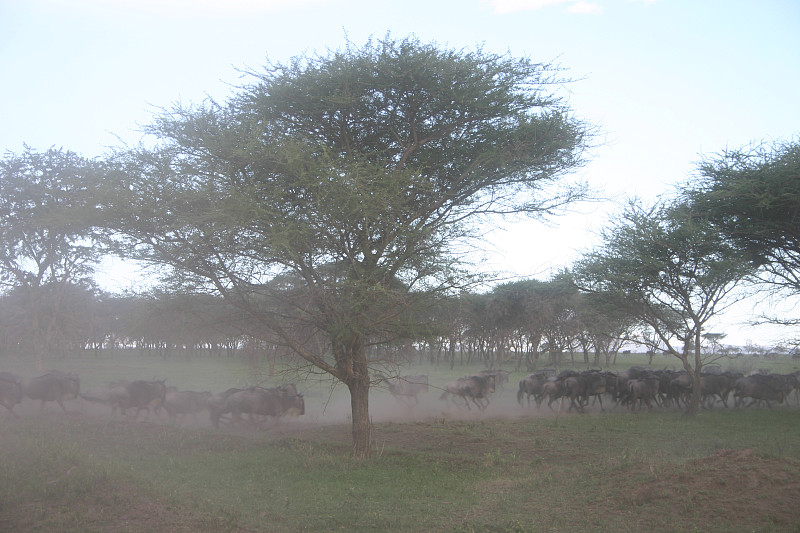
top-left (1, 352), bottom-right (799, 533)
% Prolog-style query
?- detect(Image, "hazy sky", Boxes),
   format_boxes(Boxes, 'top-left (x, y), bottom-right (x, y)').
top-left (1, 0), bottom-right (798, 346)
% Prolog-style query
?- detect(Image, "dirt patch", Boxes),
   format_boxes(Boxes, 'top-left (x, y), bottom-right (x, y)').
top-left (606, 447), bottom-right (800, 532)
top-left (0, 477), bottom-right (257, 533)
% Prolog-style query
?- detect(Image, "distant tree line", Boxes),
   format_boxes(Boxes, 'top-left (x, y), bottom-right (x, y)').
top-left (1, 141), bottom-right (798, 371)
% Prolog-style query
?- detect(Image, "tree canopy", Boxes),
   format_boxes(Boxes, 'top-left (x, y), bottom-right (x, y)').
top-left (0, 147), bottom-right (104, 358)
top-left (688, 138), bottom-right (800, 304)
top-left (101, 35), bottom-right (592, 456)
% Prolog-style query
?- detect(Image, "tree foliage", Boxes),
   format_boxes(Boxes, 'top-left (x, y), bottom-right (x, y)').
top-left (0, 147), bottom-right (104, 357)
top-left (688, 137), bottom-right (800, 307)
top-left (0, 147), bottom-right (101, 290)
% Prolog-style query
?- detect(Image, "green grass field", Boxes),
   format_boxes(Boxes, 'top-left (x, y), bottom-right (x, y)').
top-left (1, 351), bottom-right (799, 532)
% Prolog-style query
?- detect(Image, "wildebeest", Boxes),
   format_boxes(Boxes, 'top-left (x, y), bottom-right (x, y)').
top-left (733, 374), bottom-right (791, 408)
top-left (478, 369), bottom-right (510, 389)
top-left (163, 390), bottom-right (212, 423)
top-left (577, 370), bottom-right (617, 412)
top-left (561, 372), bottom-right (588, 413)
top-left (517, 372), bottom-right (549, 408)
top-left (208, 387), bottom-right (246, 428)
top-left (122, 380), bottom-right (167, 419)
top-left (666, 372), bottom-right (693, 408)
top-left (210, 385), bottom-right (304, 429)
top-left (700, 371), bottom-right (741, 408)
top-left (556, 370), bottom-right (615, 413)
top-left (380, 374), bottom-right (429, 404)
top-left (0, 372), bottom-right (23, 417)
top-left (80, 381), bottom-right (133, 416)
top-left (22, 371), bottom-right (80, 413)
top-left (540, 377), bottom-right (565, 411)
top-left (626, 375), bottom-right (660, 412)
top-left (440, 374), bottom-right (496, 411)
top-left (615, 367), bottom-right (651, 406)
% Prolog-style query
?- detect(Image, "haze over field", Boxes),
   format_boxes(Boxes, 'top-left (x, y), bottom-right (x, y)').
top-left (1, 0), bottom-right (798, 346)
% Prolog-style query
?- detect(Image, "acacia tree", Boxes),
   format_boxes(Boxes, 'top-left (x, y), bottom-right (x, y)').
top-left (688, 138), bottom-right (800, 327)
top-left (102, 36), bottom-right (591, 456)
top-left (573, 199), bottom-right (753, 415)
top-left (0, 147), bottom-right (102, 357)
top-left (573, 290), bottom-right (638, 366)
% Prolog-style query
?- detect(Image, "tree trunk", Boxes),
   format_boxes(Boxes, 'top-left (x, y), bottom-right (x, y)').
top-left (336, 334), bottom-right (372, 459)
top-left (685, 333), bottom-right (704, 416)
top-left (347, 375), bottom-right (371, 459)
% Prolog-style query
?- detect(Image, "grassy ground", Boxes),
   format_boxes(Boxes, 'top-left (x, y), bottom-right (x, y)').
top-left (1, 410), bottom-right (799, 532)
top-left (1, 351), bottom-right (799, 532)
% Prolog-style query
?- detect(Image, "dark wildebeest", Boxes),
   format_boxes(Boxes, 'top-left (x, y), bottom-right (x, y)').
top-left (208, 387), bottom-right (246, 429)
top-left (517, 372), bottom-right (549, 408)
top-left (700, 371), bottom-right (741, 408)
top-left (0, 372), bottom-right (23, 417)
top-left (559, 370), bottom-right (614, 413)
top-left (581, 370), bottom-right (617, 412)
top-left (562, 373), bottom-right (590, 413)
top-left (124, 380), bottom-right (167, 419)
top-left (626, 375), bottom-right (660, 412)
top-left (22, 371), bottom-right (80, 413)
top-left (615, 366), bottom-right (653, 407)
top-left (541, 377), bottom-right (565, 411)
top-left (440, 374), bottom-right (496, 411)
top-left (380, 374), bottom-right (429, 404)
top-left (164, 390), bottom-right (212, 423)
top-left (733, 374), bottom-right (790, 408)
top-left (211, 385), bottom-right (304, 429)
top-left (80, 381), bottom-right (133, 416)
top-left (667, 372), bottom-right (693, 408)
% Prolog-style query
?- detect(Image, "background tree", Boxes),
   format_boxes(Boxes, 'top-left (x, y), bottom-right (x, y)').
top-left (573, 199), bottom-right (753, 415)
top-left (102, 36), bottom-right (591, 457)
top-left (0, 147), bottom-right (102, 359)
top-left (572, 289), bottom-right (638, 366)
top-left (687, 138), bottom-right (800, 327)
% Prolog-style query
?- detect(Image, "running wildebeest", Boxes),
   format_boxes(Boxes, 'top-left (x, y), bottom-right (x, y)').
top-left (210, 385), bottom-right (304, 429)
top-left (562, 370), bottom-right (615, 413)
top-left (124, 380), bottom-right (167, 419)
top-left (700, 371), bottom-right (741, 408)
top-left (208, 387), bottom-right (246, 428)
top-left (80, 381), bottom-right (133, 416)
top-left (0, 372), bottom-right (23, 417)
top-left (733, 374), bottom-right (791, 408)
top-left (163, 390), bottom-right (212, 423)
top-left (517, 372), bottom-right (549, 408)
top-left (626, 375), bottom-right (660, 412)
top-left (478, 369), bottom-right (510, 389)
top-left (380, 374), bottom-right (429, 404)
top-left (540, 377), bottom-right (565, 411)
top-left (22, 371), bottom-right (80, 413)
top-left (440, 374), bottom-right (496, 411)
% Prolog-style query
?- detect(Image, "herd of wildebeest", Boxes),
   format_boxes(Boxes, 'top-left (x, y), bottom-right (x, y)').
top-left (1, 365), bottom-right (799, 429)
top-left (0, 370), bottom-right (304, 428)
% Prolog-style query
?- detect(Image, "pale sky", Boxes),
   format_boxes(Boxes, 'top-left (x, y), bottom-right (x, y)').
top-left (1, 0), bottom-right (798, 346)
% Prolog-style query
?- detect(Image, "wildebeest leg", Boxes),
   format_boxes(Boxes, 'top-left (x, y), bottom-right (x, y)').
top-left (474, 396), bottom-right (489, 411)
top-left (1, 402), bottom-right (19, 418)
top-left (462, 395), bottom-right (472, 410)
top-left (535, 394), bottom-right (545, 409)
